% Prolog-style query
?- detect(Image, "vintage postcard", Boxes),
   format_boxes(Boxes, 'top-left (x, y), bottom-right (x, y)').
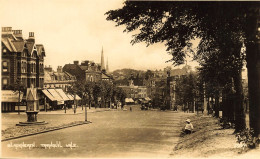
top-left (1, 0), bottom-right (260, 158)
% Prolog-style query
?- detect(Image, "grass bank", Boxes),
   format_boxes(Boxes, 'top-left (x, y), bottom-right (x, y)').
top-left (170, 114), bottom-right (258, 158)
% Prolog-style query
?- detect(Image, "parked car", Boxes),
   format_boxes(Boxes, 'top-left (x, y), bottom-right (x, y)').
top-left (141, 104), bottom-right (148, 110)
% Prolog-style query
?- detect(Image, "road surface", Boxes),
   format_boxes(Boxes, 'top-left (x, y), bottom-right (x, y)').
top-left (1, 105), bottom-right (193, 158)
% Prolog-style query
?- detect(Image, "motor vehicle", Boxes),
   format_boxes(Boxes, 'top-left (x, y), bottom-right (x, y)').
top-left (141, 104), bottom-right (148, 110)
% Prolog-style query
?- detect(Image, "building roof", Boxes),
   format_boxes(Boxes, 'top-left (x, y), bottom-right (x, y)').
top-left (12, 40), bottom-right (25, 52)
top-left (64, 71), bottom-right (76, 80)
top-left (44, 71), bottom-right (53, 82)
top-left (102, 73), bottom-right (110, 79)
top-left (79, 66), bottom-right (88, 71)
top-left (25, 42), bottom-right (35, 55)
top-left (36, 44), bottom-right (45, 57)
top-left (170, 68), bottom-right (188, 76)
top-left (2, 38), bottom-right (17, 52)
top-left (64, 64), bottom-right (79, 70)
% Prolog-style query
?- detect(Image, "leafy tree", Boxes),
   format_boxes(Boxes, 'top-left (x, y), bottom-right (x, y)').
top-left (82, 81), bottom-right (95, 109)
top-left (196, 29), bottom-right (246, 131)
top-left (100, 81), bottom-right (113, 108)
top-left (175, 72), bottom-right (199, 112)
top-left (112, 86), bottom-right (126, 106)
top-left (13, 79), bottom-right (27, 114)
top-left (106, 1), bottom-right (259, 135)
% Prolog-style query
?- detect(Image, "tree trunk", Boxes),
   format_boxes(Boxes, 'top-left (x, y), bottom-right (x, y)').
top-left (228, 92), bottom-right (235, 123)
top-left (222, 89), bottom-right (228, 119)
top-left (233, 70), bottom-right (246, 133)
top-left (215, 93), bottom-right (220, 118)
top-left (245, 10), bottom-right (260, 137)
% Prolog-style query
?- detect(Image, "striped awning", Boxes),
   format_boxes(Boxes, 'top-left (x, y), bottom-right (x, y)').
top-left (42, 90), bottom-right (56, 101)
top-left (48, 89), bottom-right (63, 102)
top-left (66, 94), bottom-right (74, 100)
top-left (65, 93), bottom-right (81, 100)
top-left (55, 89), bottom-right (70, 101)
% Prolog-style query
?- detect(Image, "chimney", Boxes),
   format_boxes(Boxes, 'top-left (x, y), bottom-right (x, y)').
top-left (2, 27), bottom-right (13, 34)
top-left (57, 66), bottom-right (62, 73)
top-left (74, 61), bottom-right (79, 65)
top-left (28, 32), bottom-right (35, 42)
top-left (12, 30), bottom-right (23, 39)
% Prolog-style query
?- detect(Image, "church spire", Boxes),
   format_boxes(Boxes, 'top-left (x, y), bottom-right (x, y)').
top-left (101, 46), bottom-right (105, 70)
top-left (106, 57), bottom-right (109, 73)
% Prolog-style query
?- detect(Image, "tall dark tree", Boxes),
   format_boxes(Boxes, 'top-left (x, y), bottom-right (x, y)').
top-left (196, 34), bottom-right (246, 131)
top-left (106, 1), bottom-right (259, 136)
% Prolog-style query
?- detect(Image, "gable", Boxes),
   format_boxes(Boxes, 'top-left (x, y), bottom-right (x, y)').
top-left (27, 90), bottom-right (34, 101)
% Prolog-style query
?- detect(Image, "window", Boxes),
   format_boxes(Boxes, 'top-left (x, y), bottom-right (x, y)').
top-left (2, 61), bottom-right (8, 72)
top-left (3, 78), bottom-right (8, 85)
top-left (3, 61), bottom-right (8, 67)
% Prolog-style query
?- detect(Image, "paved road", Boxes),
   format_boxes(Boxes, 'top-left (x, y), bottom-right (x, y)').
top-left (1, 105), bottom-right (193, 158)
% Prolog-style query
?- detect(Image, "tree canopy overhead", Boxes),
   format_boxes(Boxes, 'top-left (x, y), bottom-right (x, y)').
top-left (106, 1), bottom-right (257, 65)
top-left (106, 1), bottom-right (260, 137)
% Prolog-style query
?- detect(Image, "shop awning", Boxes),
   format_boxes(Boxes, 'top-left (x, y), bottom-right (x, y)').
top-left (66, 94), bottom-right (74, 100)
top-left (75, 94), bottom-right (81, 100)
top-left (55, 89), bottom-right (70, 101)
top-left (47, 89), bottom-right (64, 104)
top-left (1, 90), bottom-right (23, 102)
top-left (125, 98), bottom-right (134, 103)
top-left (145, 97), bottom-right (151, 101)
top-left (42, 90), bottom-right (56, 101)
top-left (66, 93), bottom-right (81, 100)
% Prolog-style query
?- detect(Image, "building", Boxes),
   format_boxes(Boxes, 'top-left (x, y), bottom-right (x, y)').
top-left (63, 47), bottom-right (112, 82)
top-left (63, 60), bottom-right (103, 82)
top-left (167, 65), bottom-right (192, 109)
top-left (43, 65), bottom-right (77, 90)
top-left (1, 27), bottom-right (45, 89)
top-left (118, 78), bottom-right (148, 101)
top-left (1, 27), bottom-right (45, 112)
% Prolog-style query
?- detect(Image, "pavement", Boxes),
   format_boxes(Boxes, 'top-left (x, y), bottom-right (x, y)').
top-left (1, 105), bottom-right (194, 158)
top-left (4, 106), bottom-right (117, 115)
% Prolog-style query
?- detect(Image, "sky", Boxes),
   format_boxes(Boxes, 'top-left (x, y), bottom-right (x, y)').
top-left (0, 0), bottom-right (200, 72)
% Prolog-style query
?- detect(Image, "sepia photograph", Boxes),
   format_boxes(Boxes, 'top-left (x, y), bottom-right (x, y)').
top-left (0, 0), bottom-right (260, 158)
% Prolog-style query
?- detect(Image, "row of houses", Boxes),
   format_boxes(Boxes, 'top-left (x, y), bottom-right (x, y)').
top-left (1, 27), bottom-right (113, 112)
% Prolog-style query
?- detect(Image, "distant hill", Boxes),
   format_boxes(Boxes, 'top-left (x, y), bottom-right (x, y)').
top-left (112, 68), bottom-right (145, 80)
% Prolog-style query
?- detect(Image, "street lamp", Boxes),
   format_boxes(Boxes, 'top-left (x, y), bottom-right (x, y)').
top-left (85, 103), bottom-right (88, 122)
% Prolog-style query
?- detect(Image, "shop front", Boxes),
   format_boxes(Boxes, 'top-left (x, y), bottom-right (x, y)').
top-left (1, 90), bottom-right (24, 112)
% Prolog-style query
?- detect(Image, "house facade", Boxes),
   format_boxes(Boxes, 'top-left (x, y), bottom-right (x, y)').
top-left (1, 27), bottom-right (45, 112)
top-left (1, 27), bottom-right (45, 89)
top-left (44, 65), bottom-right (77, 90)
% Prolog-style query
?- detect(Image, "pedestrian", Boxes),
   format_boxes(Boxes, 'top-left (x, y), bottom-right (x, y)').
top-left (130, 106), bottom-right (132, 111)
top-left (184, 119), bottom-right (194, 134)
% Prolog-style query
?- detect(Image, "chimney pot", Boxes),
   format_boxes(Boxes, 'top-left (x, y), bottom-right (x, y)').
top-left (29, 32), bottom-right (34, 37)
top-left (74, 61), bottom-right (79, 65)
top-left (2, 27), bottom-right (12, 33)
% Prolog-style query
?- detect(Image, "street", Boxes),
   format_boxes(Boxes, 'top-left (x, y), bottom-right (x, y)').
top-left (1, 105), bottom-right (193, 158)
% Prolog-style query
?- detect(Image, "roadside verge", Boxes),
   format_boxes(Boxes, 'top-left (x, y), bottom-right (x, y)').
top-left (2, 121), bottom-right (91, 142)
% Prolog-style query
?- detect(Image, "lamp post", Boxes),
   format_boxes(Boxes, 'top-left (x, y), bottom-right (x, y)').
top-left (85, 103), bottom-right (88, 122)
